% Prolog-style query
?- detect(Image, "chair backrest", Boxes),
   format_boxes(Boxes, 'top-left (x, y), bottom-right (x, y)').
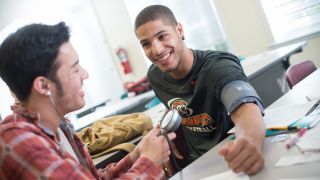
top-left (285, 60), bottom-right (317, 88)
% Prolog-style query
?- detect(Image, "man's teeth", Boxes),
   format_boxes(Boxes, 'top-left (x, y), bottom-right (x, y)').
top-left (158, 53), bottom-right (170, 61)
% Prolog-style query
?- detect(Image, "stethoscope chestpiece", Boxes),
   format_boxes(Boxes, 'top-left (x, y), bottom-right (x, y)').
top-left (160, 109), bottom-right (182, 133)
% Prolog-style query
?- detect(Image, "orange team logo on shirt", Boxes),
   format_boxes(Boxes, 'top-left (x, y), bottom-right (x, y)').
top-left (168, 98), bottom-right (193, 116)
top-left (168, 98), bottom-right (216, 133)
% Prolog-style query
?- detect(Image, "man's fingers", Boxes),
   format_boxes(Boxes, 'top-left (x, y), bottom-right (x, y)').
top-left (218, 147), bottom-right (228, 157)
top-left (223, 137), bottom-right (264, 175)
top-left (228, 142), bottom-right (254, 171)
top-left (244, 157), bottom-right (264, 175)
top-left (148, 127), bottom-right (161, 137)
top-left (218, 141), bottom-right (234, 156)
top-left (166, 132), bottom-right (176, 141)
top-left (242, 148), bottom-right (264, 175)
top-left (170, 142), bottom-right (183, 159)
top-left (232, 151), bottom-right (255, 173)
top-left (223, 138), bottom-right (247, 162)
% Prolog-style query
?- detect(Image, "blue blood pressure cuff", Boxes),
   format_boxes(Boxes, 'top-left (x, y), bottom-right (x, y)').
top-left (221, 80), bottom-right (264, 115)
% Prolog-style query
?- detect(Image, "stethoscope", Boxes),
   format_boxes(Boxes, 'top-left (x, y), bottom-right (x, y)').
top-left (159, 109), bottom-right (183, 171)
top-left (160, 109), bottom-right (182, 134)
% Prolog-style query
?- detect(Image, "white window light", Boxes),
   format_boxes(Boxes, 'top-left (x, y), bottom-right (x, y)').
top-left (260, 0), bottom-right (320, 45)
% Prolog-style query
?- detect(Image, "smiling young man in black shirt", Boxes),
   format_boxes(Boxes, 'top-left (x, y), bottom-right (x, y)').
top-left (134, 5), bottom-right (266, 175)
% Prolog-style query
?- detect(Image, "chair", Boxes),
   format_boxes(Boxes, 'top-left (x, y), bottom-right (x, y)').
top-left (285, 60), bottom-right (317, 88)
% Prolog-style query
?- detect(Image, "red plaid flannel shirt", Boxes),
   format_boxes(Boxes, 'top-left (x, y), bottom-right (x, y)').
top-left (0, 104), bottom-right (164, 179)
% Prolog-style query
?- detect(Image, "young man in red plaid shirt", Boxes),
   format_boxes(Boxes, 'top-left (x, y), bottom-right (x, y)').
top-left (0, 22), bottom-right (175, 179)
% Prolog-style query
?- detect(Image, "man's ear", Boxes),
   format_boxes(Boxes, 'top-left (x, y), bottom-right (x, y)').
top-left (176, 23), bottom-right (184, 39)
top-left (33, 77), bottom-right (50, 96)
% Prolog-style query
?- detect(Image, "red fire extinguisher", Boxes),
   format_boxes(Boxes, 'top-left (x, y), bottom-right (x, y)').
top-left (116, 47), bottom-right (132, 74)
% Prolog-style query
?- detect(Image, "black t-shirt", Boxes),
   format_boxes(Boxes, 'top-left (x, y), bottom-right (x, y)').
top-left (148, 49), bottom-right (248, 163)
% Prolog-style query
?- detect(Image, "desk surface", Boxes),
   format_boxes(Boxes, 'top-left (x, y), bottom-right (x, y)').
top-left (171, 69), bottom-right (320, 180)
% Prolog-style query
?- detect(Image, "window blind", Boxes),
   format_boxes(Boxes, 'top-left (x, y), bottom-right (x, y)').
top-left (260, 0), bottom-right (320, 44)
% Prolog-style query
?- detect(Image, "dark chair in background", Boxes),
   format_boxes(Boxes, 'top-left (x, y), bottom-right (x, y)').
top-left (285, 60), bottom-right (317, 88)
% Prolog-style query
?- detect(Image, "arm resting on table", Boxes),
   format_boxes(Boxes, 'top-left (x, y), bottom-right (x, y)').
top-left (219, 103), bottom-right (265, 175)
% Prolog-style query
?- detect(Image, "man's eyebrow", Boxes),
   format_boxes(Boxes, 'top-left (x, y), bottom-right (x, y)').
top-left (139, 30), bottom-right (167, 44)
top-left (155, 30), bottom-right (166, 37)
top-left (71, 60), bottom-right (79, 68)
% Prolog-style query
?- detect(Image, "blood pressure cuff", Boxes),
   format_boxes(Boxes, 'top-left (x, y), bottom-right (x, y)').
top-left (221, 80), bottom-right (264, 115)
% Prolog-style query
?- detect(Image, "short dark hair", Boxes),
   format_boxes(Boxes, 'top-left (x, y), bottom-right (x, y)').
top-left (134, 5), bottom-right (178, 31)
top-left (0, 22), bottom-right (70, 102)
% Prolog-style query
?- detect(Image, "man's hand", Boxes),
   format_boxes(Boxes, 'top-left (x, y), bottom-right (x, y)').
top-left (219, 103), bottom-right (265, 175)
top-left (137, 126), bottom-right (176, 166)
top-left (218, 136), bottom-right (264, 175)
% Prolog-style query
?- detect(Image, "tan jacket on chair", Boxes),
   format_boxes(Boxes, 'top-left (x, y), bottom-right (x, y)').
top-left (77, 113), bottom-right (153, 158)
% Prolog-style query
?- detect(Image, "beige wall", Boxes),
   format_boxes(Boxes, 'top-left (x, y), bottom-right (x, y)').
top-left (214, 0), bottom-right (272, 56)
top-left (290, 37), bottom-right (320, 67)
top-left (213, 0), bottom-right (320, 67)
top-left (91, 0), bottom-right (148, 82)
